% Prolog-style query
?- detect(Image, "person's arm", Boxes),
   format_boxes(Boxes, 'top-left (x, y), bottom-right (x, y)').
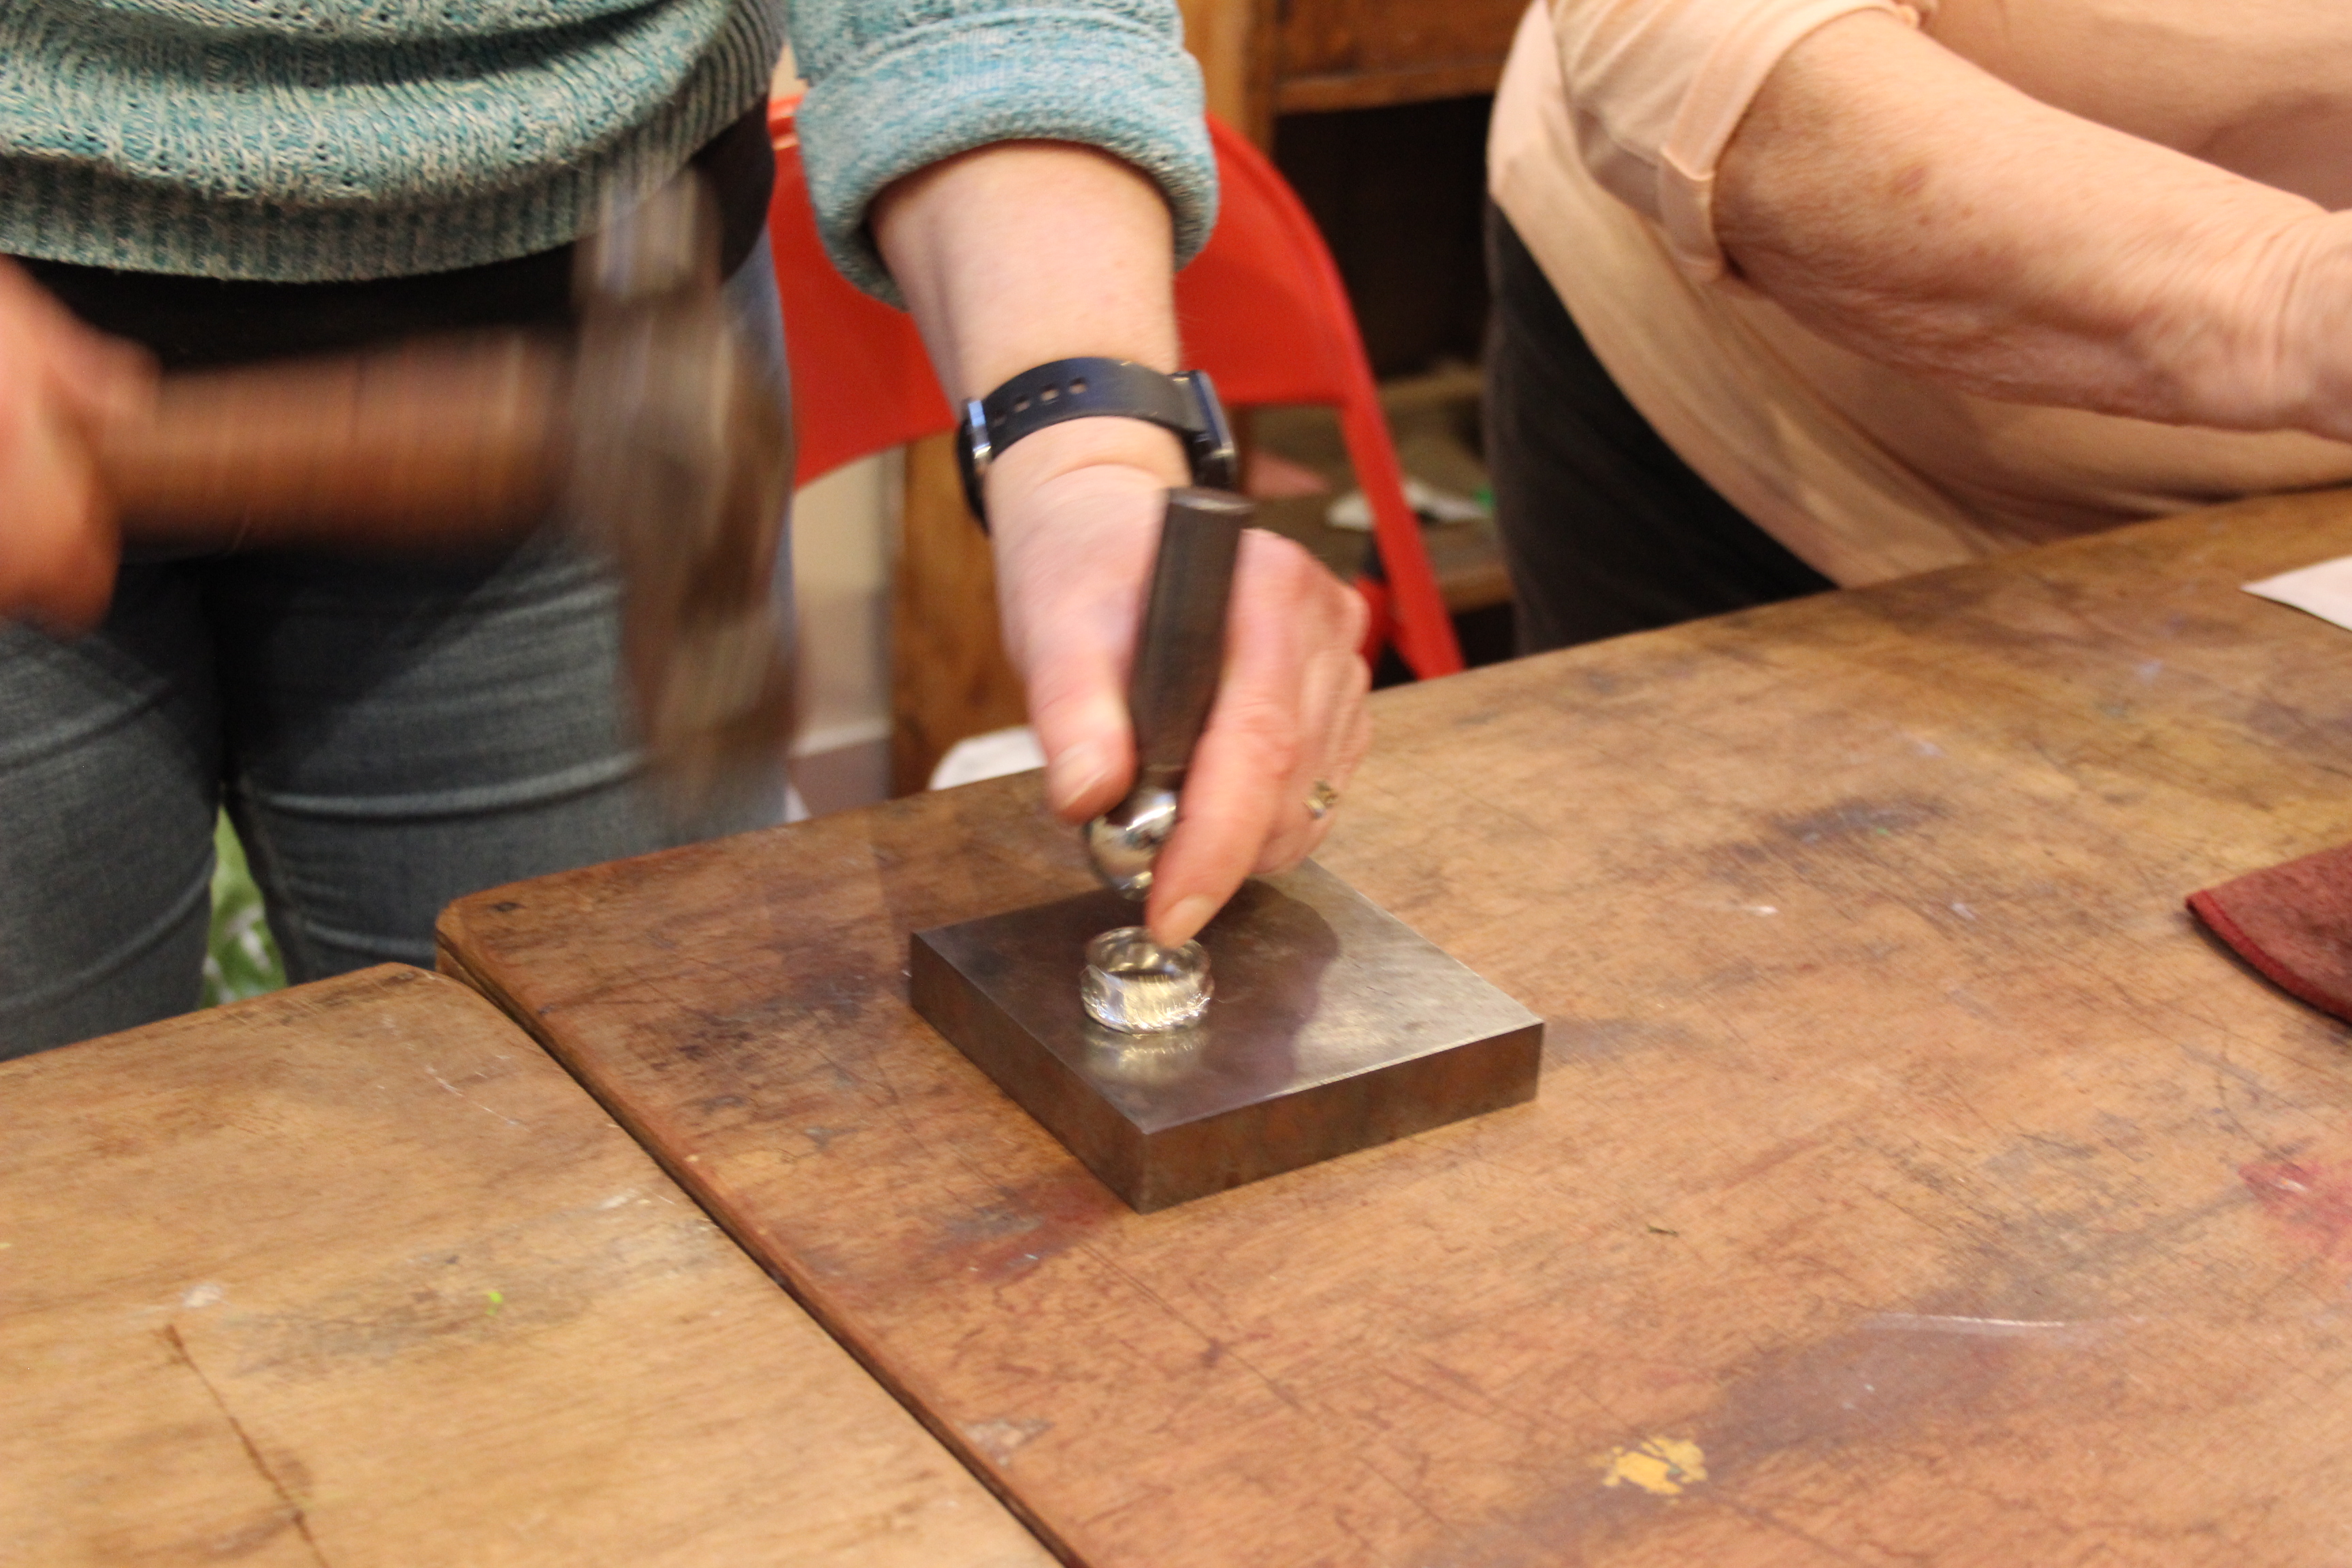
top-left (1711, 9), bottom-right (2352, 440)
top-left (0, 261), bottom-right (152, 631)
top-left (874, 141), bottom-right (1371, 948)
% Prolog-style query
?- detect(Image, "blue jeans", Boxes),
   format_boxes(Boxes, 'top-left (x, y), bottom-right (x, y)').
top-left (0, 244), bottom-right (790, 1056)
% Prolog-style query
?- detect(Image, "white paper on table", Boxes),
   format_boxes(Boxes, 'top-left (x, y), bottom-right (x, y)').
top-left (928, 725), bottom-right (1045, 791)
top-left (2244, 555), bottom-right (2352, 632)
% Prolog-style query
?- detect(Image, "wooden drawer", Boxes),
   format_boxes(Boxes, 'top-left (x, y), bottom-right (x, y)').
top-left (1275, 0), bottom-right (1526, 112)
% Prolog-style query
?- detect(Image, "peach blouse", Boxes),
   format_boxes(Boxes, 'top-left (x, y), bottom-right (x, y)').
top-left (1490, 0), bottom-right (2352, 586)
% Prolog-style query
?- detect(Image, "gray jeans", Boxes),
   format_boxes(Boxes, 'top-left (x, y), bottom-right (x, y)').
top-left (0, 242), bottom-right (790, 1057)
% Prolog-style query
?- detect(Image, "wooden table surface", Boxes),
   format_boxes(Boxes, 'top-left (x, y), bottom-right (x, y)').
top-left (442, 495), bottom-right (2352, 1567)
top-left (0, 966), bottom-right (1051, 1568)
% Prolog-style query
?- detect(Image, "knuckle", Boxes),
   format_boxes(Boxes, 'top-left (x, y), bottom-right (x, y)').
top-left (1337, 585), bottom-right (1372, 648)
top-left (1243, 529), bottom-right (1324, 592)
top-left (1022, 670), bottom-right (1096, 722)
top-left (1020, 643), bottom-right (1121, 711)
top-left (1218, 698), bottom-right (1302, 777)
top-left (1254, 827), bottom-right (1313, 875)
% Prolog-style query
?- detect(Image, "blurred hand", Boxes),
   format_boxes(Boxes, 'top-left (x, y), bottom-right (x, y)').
top-left (0, 259), bottom-right (152, 633)
top-left (989, 417), bottom-right (1373, 948)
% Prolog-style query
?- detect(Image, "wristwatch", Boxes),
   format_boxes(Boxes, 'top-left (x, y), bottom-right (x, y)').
top-left (956, 357), bottom-right (1239, 528)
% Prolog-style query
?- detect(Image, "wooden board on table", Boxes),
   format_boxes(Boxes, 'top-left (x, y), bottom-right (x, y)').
top-left (441, 494), bottom-right (2352, 1567)
top-left (0, 965), bottom-right (1050, 1568)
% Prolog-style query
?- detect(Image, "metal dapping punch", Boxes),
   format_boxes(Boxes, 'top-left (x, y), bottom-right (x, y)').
top-left (911, 487), bottom-right (1544, 1212)
top-left (1083, 487), bottom-right (1250, 900)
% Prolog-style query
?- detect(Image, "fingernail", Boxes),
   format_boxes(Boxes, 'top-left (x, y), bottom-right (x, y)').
top-left (1160, 894), bottom-right (1218, 946)
top-left (1047, 741), bottom-right (1108, 811)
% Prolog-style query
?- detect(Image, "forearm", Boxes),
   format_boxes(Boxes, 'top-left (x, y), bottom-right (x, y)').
top-left (1712, 10), bottom-right (2352, 440)
top-left (871, 138), bottom-right (1188, 811)
top-left (871, 139), bottom-right (1190, 493)
top-left (787, 0), bottom-right (1214, 304)
top-left (868, 141), bottom-right (1368, 947)
top-left (874, 142), bottom-right (1179, 393)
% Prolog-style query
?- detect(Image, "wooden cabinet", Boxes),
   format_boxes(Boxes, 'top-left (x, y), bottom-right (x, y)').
top-left (1277, 0), bottom-right (1530, 112)
top-left (1180, 0), bottom-right (1526, 141)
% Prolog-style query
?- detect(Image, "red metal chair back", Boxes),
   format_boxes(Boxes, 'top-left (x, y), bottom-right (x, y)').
top-left (768, 101), bottom-right (953, 485)
top-left (768, 101), bottom-right (1463, 678)
top-left (1177, 117), bottom-right (1463, 676)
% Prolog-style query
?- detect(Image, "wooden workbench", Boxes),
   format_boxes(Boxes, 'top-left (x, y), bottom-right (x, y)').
top-left (442, 493), bottom-right (2352, 1565)
top-left (0, 966), bottom-right (1051, 1567)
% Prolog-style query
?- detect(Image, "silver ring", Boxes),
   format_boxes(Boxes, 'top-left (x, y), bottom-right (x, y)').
top-left (1305, 779), bottom-right (1339, 821)
top-left (1081, 928), bottom-right (1212, 1034)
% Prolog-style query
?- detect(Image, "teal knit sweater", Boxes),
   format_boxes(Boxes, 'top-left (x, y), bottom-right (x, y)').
top-left (0, 0), bottom-right (1215, 294)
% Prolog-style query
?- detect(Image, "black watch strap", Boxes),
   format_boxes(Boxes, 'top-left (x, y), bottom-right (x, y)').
top-left (956, 357), bottom-right (1238, 527)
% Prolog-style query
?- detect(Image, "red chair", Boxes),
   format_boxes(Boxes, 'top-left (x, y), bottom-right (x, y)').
top-left (768, 101), bottom-right (1465, 679)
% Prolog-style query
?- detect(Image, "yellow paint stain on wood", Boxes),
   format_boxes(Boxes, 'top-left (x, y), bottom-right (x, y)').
top-left (1597, 1437), bottom-right (1708, 1497)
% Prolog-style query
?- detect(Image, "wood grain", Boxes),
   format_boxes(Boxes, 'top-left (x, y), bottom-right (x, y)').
top-left (1274, 61), bottom-right (1512, 114)
top-left (1178, 0), bottom-right (1278, 144)
top-left (0, 966), bottom-right (1050, 1568)
top-left (1273, 0), bottom-right (1523, 108)
top-left (442, 493), bottom-right (2352, 1566)
top-left (1179, 0), bottom-right (1520, 139)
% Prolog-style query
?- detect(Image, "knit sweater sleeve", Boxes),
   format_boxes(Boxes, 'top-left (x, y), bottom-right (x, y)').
top-left (786, 0), bottom-right (1217, 304)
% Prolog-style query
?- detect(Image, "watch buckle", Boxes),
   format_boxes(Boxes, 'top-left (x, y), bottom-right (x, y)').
top-left (1174, 370), bottom-right (1239, 493)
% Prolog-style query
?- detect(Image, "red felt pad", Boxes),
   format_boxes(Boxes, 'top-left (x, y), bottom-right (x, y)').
top-left (2189, 842), bottom-right (2352, 1023)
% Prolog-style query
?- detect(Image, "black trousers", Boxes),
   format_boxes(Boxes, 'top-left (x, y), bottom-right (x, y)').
top-left (1482, 201), bottom-right (1833, 653)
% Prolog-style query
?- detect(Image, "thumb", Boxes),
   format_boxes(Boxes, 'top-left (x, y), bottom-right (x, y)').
top-left (1023, 628), bottom-right (1134, 821)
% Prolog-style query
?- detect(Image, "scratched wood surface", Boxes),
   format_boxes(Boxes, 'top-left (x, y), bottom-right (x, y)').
top-left (0, 966), bottom-right (1051, 1568)
top-left (442, 493), bottom-right (2352, 1567)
